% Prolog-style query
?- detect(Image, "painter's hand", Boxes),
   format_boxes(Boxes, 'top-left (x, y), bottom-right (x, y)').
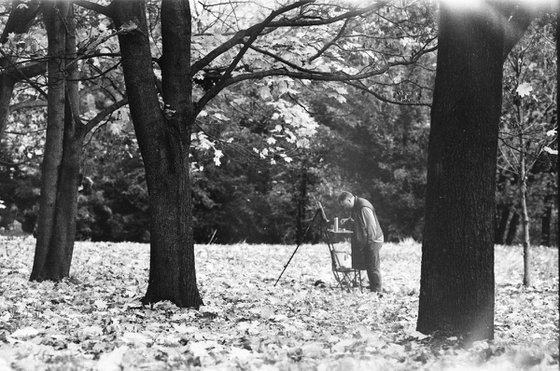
top-left (339, 217), bottom-right (351, 226)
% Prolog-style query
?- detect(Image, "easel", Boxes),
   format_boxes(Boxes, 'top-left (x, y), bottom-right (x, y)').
top-left (274, 201), bottom-right (363, 291)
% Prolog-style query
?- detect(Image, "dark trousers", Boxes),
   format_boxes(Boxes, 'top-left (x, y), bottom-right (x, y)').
top-left (365, 242), bottom-right (382, 291)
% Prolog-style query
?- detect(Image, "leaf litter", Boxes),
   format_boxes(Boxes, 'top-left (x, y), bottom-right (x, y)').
top-left (0, 236), bottom-right (557, 370)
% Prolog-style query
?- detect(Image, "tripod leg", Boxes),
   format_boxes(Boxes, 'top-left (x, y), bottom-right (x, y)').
top-left (274, 209), bottom-right (321, 286)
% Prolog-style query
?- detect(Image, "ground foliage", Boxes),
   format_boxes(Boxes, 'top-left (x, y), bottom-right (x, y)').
top-left (0, 237), bottom-right (557, 370)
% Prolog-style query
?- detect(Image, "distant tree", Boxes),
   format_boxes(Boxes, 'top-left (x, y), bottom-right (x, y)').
top-left (498, 16), bottom-right (557, 285)
top-left (417, 1), bottom-right (538, 341)
top-left (496, 16), bottom-right (557, 258)
top-left (0, 0), bottom-right (43, 141)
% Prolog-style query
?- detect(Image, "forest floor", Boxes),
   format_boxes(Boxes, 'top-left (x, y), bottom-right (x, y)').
top-left (0, 236), bottom-right (557, 370)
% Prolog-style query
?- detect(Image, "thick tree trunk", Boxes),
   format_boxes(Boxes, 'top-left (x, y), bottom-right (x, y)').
top-left (417, 3), bottom-right (506, 341)
top-left (30, 2), bottom-right (82, 281)
top-left (31, 1), bottom-right (69, 280)
top-left (112, 0), bottom-right (203, 308)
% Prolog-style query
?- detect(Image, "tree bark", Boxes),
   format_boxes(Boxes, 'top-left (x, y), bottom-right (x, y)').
top-left (30, 1), bottom-right (83, 281)
top-left (417, 3), bottom-right (507, 341)
top-left (112, 0), bottom-right (203, 308)
top-left (0, 74), bottom-right (16, 143)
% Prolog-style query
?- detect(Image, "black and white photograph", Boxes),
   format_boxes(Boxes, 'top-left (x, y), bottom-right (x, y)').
top-left (0, 0), bottom-right (558, 369)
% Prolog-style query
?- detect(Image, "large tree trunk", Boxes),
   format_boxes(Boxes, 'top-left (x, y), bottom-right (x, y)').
top-left (112, 0), bottom-right (203, 308)
top-left (30, 2), bottom-right (83, 281)
top-left (417, 3), bottom-right (507, 341)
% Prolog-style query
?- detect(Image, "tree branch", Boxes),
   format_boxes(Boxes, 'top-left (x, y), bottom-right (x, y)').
top-left (74, 0), bottom-right (113, 18)
top-left (265, 1), bottom-right (388, 29)
top-left (192, 0), bottom-right (313, 74)
top-left (309, 18), bottom-right (350, 62)
top-left (344, 80), bottom-right (431, 107)
top-left (0, 0), bottom-right (42, 44)
top-left (2, 60), bottom-right (46, 82)
top-left (195, 35), bottom-right (436, 113)
top-left (83, 97), bottom-right (128, 134)
top-left (0, 49), bottom-right (47, 98)
top-left (9, 98), bottom-right (46, 112)
top-left (191, 1), bottom-right (389, 75)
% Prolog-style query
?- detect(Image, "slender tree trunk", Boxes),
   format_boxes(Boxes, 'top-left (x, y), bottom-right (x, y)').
top-left (495, 204), bottom-right (511, 245)
top-left (112, 0), bottom-right (203, 308)
top-left (541, 195), bottom-right (552, 246)
top-left (296, 166), bottom-right (308, 244)
top-left (417, 3), bottom-right (506, 341)
top-left (505, 211), bottom-right (520, 245)
top-left (30, 1), bottom-right (83, 281)
top-left (516, 105), bottom-right (531, 286)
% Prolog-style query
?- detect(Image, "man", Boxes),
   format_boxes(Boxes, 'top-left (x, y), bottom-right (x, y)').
top-left (338, 191), bottom-right (383, 292)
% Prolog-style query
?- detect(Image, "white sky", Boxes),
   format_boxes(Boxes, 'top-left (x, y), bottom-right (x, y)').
top-left (340, 0), bottom-right (558, 10)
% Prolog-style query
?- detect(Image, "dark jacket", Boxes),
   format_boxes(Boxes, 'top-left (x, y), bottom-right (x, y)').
top-left (350, 197), bottom-right (383, 269)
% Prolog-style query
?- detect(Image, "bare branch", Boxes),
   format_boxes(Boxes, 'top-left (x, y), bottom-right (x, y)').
top-left (309, 18), bottom-right (350, 63)
top-left (0, 156), bottom-right (39, 166)
top-left (266, 1), bottom-right (389, 28)
top-left (192, 0), bottom-right (313, 74)
top-left (74, 0), bottom-right (113, 18)
top-left (191, 1), bottom-right (389, 74)
top-left (0, 49), bottom-right (47, 98)
top-left (9, 98), bottom-right (47, 112)
top-left (344, 80), bottom-right (431, 107)
top-left (83, 97), bottom-right (128, 134)
top-left (5, 128), bottom-right (45, 135)
top-left (195, 36), bottom-right (436, 113)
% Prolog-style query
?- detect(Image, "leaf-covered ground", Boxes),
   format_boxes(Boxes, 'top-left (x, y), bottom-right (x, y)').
top-left (0, 236), bottom-right (557, 370)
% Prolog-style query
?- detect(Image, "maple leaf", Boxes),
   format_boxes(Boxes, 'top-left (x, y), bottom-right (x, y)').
top-left (515, 82), bottom-right (533, 98)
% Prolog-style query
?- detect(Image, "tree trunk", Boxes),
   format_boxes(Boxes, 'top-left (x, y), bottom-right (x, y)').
top-left (541, 195), bottom-right (552, 246)
top-left (417, 3), bottom-right (506, 341)
top-left (505, 211), bottom-right (520, 245)
top-left (516, 106), bottom-right (531, 286)
top-left (0, 75), bottom-right (16, 140)
top-left (296, 166), bottom-right (308, 244)
top-left (112, 0), bottom-right (203, 308)
top-left (495, 204), bottom-right (511, 245)
top-left (30, 2), bottom-right (83, 281)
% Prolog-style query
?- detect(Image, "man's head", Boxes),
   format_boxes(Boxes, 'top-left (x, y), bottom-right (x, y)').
top-left (338, 191), bottom-right (355, 209)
